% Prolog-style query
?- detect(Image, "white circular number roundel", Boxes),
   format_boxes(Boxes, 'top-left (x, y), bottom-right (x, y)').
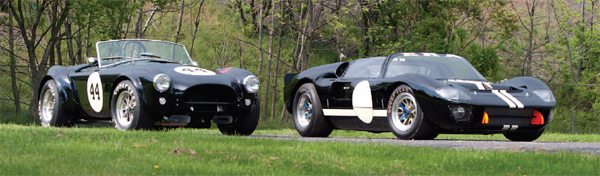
top-left (87, 72), bottom-right (103, 112)
top-left (174, 66), bottom-right (216, 76)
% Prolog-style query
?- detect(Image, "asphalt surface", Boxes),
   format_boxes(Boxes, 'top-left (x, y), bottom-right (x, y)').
top-left (252, 135), bottom-right (600, 155)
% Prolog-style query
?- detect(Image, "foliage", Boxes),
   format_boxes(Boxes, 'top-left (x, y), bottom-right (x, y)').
top-left (464, 44), bottom-right (500, 80)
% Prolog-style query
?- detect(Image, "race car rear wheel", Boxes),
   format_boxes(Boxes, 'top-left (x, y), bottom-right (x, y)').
top-left (292, 83), bottom-right (333, 137)
top-left (217, 99), bottom-right (260, 136)
top-left (111, 80), bottom-right (154, 130)
top-left (387, 85), bottom-right (438, 140)
top-left (503, 129), bottom-right (544, 142)
top-left (38, 79), bottom-right (72, 127)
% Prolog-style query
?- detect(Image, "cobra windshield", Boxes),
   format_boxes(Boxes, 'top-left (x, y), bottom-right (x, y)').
top-left (385, 55), bottom-right (486, 81)
top-left (96, 40), bottom-right (193, 67)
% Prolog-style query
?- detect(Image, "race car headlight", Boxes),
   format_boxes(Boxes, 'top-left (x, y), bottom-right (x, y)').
top-left (532, 89), bottom-right (555, 102)
top-left (153, 73), bottom-right (171, 93)
top-left (436, 87), bottom-right (470, 102)
top-left (243, 75), bottom-right (260, 93)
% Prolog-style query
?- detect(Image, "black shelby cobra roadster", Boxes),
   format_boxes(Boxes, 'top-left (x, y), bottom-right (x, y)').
top-left (38, 39), bottom-right (260, 135)
top-left (284, 53), bottom-right (556, 141)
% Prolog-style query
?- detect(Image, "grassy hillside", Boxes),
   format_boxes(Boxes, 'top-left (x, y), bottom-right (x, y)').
top-left (1, 124), bottom-right (599, 175)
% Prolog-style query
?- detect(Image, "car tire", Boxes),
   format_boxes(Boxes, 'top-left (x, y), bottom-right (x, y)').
top-left (38, 79), bottom-right (72, 127)
top-left (387, 85), bottom-right (438, 140)
top-left (503, 129), bottom-right (544, 142)
top-left (292, 83), bottom-right (333, 137)
top-left (217, 99), bottom-right (260, 136)
top-left (111, 80), bottom-right (154, 130)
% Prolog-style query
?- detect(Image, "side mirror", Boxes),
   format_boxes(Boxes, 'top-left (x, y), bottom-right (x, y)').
top-left (191, 61), bottom-right (198, 66)
top-left (87, 57), bottom-right (98, 65)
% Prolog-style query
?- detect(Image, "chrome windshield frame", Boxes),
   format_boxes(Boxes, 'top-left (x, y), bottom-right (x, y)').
top-left (95, 39), bottom-right (193, 69)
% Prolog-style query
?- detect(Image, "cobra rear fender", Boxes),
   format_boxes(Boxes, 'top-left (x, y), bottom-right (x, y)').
top-left (37, 75), bottom-right (77, 113)
top-left (42, 66), bottom-right (71, 101)
top-left (38, 75), bottom-right (69, 103)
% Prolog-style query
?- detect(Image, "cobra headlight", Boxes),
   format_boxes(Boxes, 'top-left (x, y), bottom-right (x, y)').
top-left (435, 87), bottom-right (470, 102)
top-left (532, 89), bottom-right (555, 102)
top-left (243, 75), bottom-right (260, 93)
top-left (153, 73), bottom-right (171, 93)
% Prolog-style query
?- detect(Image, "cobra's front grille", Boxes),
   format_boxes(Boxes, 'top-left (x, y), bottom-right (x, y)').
top-left (183, 85), bottom-right (238, 104)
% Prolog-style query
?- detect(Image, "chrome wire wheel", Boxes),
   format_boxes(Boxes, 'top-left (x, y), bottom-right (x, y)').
top-left (40, 84), bottom-right (56, 126)
top-left (295, 93), bottom-right (313, 128)
top-left (391, 93), bottom-right (418, 132)
top-left (115, 90), bottom-right (136, 127)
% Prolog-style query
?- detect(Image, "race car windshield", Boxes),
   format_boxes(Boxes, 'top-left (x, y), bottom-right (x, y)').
top-left (385, 56), bottom-right (486, 81)
top-left (96, 40), bottom-right (193, 67)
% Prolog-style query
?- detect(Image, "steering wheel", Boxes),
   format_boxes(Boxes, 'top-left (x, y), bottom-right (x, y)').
top-left (121, 41), bottom-right (147, 58)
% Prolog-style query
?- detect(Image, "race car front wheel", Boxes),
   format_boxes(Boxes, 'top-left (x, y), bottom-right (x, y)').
top-left (387, 85), bottom-right (438, 140)
top-left (217, 99), bottom-right (260, 136)
top-left (503, 129), bottom-right (544, 142)
top-left (111, 80), bottom-right (154, 130)
top-left (38, 79), bottom-right (72, 127)
top-left (292, 83), bottom-right (333, 137)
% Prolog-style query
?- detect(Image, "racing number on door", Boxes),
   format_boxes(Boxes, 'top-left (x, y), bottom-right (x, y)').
top-left (87, 72), bottom-right (104, 112)
top-left (89, 83), bottom-right (100, 100)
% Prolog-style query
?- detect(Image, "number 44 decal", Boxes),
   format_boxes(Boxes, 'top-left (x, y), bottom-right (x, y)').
top-left (89, 83), bottom-right (101, 100)
top-left (87, 72), bottom-right (104, 112)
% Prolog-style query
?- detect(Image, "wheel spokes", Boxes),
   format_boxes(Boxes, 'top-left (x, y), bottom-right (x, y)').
top-left (393, 94), bottom-right (418, 131)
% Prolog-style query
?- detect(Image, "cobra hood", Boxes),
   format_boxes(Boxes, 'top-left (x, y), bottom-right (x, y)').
top-left (116, 62), bottom-right (254, 92)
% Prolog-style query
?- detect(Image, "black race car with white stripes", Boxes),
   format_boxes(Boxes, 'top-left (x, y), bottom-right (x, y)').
top-left (37, 39), bottom-right (260, 135)
top-left (284, 53), bottom-right (555, 141)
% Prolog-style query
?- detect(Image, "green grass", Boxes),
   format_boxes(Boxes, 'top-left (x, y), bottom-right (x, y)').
top-left (1, 124), bottom-right (599, 175)
top-left (253, 129), bottom-right (600, 143)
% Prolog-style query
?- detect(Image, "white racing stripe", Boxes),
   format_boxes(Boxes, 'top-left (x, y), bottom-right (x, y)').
top-left (322, 109), bottom-right (355, 116)
top-left (492, 90), bottom-right (516, 108)
top-left (448, 79), bottom-right (525, 109)
top-left (499, 90), bottom-right (524, 109)
top-left (448, 79), bottom-right (485, 90)
top-left (372, 110), bottom-right (388, 117)
top-left (323, 109), bottom-right (388, 117)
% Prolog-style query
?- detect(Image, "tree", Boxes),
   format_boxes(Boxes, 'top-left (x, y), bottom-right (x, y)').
top-left (6, 4), bottom-right (21, 114)
top-left (9, 0), bottom-right (70, 119)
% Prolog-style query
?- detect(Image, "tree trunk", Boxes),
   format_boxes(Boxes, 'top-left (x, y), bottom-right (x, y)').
top-left (359, 1), bottom-right (371, 56)
top-left (577, 0), bottom-right (586, 80)
top-left (141, 7), bottom-right (158, 38)
top-left (10, 0), bottom-right (70, 120)
top-left (56, 36), bottom-right (63, 65)
top-left (85, 14), bottom-right (92, 58)
top-left (135, 5), bottom-right (144, 39)
top-left (257, 0), bottom-right (265, 76)
top-left (76, 24), bottom-right (83, 64)
top-left (190, 0), bottom-right (205, 58)
top-left (175, 0), bottom-right (185, 43)
top-left (65, 19), bottom-right (76, 65)
top-left (272, 0), bottom-right (284, 121)
top-left (263, 0), bottom-right (276, 121)
top-left (8, 6), bottom-right (21, 114)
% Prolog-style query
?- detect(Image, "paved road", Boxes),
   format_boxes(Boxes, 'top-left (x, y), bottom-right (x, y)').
top-left (252, 135), bottom-right (600, 155)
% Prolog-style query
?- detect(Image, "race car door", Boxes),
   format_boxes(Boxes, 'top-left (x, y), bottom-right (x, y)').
top-left (329, 57), bottom-right (385, 123)
top-left (71, 63), bottom-right (111, 117)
